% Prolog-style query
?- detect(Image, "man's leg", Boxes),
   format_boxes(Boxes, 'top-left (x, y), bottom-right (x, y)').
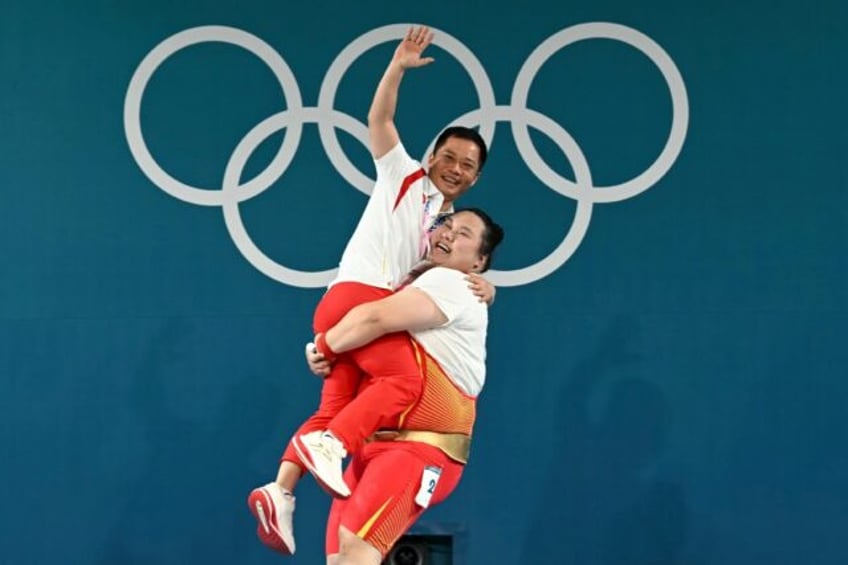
top-left (331, 332), bottom-right (423, 450)
top-left (248, 282), bottom-right (389, 552)
top-left (297, 333), bottom-right (422, 495)
top-left (248, 357), bottom-right (362, 553)
top-left (313, 282), bottom-right (394, 330)
top-left (294, 279), bottom-right (397, 468)
top-left (282, 358), bottom-right (361, 472)
top-left (249, 281), bottom-right (400, 553)
top-left (275, 460), bottom-right (302, 492)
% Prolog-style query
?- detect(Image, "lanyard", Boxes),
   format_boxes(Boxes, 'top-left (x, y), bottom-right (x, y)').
top-left (420, 194), bottom-right (436, 259)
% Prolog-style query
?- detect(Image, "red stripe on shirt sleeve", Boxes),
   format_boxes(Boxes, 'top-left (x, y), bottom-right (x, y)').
top-left (392, 168), bottom-right (426, 212)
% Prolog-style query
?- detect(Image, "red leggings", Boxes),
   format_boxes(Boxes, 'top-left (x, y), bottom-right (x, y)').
top-left (325, 441), bottom-right (464, 557)
top-left (281, 282), bottom-right (422, 466)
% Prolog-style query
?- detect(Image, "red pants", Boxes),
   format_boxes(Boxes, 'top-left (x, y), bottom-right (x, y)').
top-left (281, 282), bottom-right (422, 465)
top-left (325, 440), bottom-right (464, 557)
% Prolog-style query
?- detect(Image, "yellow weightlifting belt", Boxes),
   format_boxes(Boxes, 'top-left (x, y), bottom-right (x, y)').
top-left (370, 430), bottom-right (471, 464)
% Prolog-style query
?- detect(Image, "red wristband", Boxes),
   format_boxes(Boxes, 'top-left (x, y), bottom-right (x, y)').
top-left (315, 333), bottom-right (337, 363)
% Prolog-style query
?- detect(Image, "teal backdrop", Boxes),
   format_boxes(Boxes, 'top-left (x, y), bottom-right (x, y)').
top-left (1, 0), bottom-right (845, 564)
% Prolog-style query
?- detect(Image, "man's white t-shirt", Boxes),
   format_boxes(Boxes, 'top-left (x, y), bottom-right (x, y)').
top-left (409, 267), bottom-right (488, 397)
top-left (333, 143), bottom-right (445, 290)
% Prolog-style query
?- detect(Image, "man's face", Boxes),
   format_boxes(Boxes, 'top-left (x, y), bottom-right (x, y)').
top-left (427, 136), bottom-right (481, 203)
top-left (428, 211), bottom-right (487, 273)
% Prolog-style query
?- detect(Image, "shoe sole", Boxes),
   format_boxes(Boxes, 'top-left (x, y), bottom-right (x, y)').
top-left (247, 488), bottom-right (293, 555)
top-left (292, 435), bottom-right (351, 499)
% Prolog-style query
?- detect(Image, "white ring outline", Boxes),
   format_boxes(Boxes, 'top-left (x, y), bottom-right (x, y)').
top-left (511, 22), bottom-right (689, 203)
top-left (124, 23), bottom-right (689, 287)
top-left (221, 108), bottom-right (367, 287)
top-left (123, 25), bottom-right (303, 206)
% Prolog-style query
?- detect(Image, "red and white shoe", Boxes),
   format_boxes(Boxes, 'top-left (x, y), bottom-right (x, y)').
top-left (293, 431), bottom-right (351, 498)
top-left (247, 482), bottom-right (295, 555)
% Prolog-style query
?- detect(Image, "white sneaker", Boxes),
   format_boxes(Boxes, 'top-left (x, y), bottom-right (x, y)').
top-left (293, 431), bottom-right (351, 498)
top-left (247, 482), bottom-right (295, 554)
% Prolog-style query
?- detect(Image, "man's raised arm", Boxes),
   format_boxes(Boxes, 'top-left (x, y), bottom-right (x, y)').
top-left (367, 26), bottom-right (435, 159)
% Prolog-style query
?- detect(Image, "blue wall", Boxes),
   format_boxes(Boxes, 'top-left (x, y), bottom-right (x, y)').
top-left (1, 1), bottom-right (845, 563)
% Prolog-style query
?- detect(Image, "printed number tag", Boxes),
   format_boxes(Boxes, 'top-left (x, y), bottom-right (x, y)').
top-left (414, 465), bottom-right (442, 508)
